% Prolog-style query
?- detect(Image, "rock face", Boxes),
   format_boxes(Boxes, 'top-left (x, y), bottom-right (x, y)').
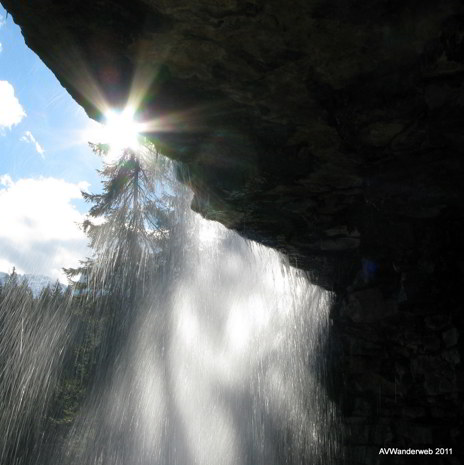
top-left (3, 0), bottom-right (463, 462)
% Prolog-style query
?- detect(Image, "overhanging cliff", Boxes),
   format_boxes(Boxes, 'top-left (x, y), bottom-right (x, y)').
top-left (3, 1), bottom-right (463, 281)
top-left (2, 0), bottom-right (463, 462)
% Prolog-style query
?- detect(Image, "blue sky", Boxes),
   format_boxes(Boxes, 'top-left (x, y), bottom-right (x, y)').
top-left (0, 7), bottom-right (106, 280)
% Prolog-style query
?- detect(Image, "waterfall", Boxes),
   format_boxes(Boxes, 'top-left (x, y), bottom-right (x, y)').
top-left (0, 186), bottom-right (340, 465)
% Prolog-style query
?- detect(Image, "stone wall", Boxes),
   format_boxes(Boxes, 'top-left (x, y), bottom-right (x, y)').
top-left (333, 217), bottom-right (462, 463)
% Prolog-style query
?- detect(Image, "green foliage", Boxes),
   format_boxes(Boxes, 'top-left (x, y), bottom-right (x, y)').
top-left (0, 274), bottom-right (73, 464)
top-left (50, 379), bottom-right (86, 425)
top-left (0, 139), bottom-right (178, 464)
top-left (66, 141), bottom-right (176, 303)
top-left (59, 139), bottom-right (178, 425)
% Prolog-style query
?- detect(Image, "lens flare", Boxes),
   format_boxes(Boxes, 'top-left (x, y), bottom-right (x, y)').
top-left (103, 107), bottom-right (140, 151)
top-left (84, 106), bottom-right (143, 162)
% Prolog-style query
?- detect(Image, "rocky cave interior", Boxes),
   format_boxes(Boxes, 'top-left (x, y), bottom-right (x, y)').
top-left (2, 0), bottom-right (463, 463)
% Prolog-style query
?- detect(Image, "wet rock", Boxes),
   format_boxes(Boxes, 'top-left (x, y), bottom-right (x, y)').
top-left (443, 349), bottom-right (460, 365)
top-left (442, 328), bottom-right (459, 348)
top-left (348, 424), bottom-right (370, 444)
top-left (422, 334), bottom-right (441, 352)
top-left (371, 424), bottom-right (394, 445)
top-left (401, 406), bottom-right (426, 419)
top-left (352, 398), bottom-right (372, 417)
top-left (344, 288), bottom-right (398, 322)
top-left (396, 423), bottom-right (433, 444)
top-left (425, 315), bottom-right (450, 331)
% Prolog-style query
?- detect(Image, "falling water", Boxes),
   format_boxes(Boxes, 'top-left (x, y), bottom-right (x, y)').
top-left (0, 185), bottom-right (340, 465)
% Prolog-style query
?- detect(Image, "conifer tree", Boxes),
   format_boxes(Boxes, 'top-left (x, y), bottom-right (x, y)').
top-left (0, 269), bottom-right (72, 465)
top-left (64, 140), bottom-right (178, 382)
top-left (67, 142), bottom-right (173, 302)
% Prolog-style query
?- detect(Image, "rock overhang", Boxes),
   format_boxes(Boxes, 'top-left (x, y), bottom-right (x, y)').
top-left (2, 0), bottom-right (463, 290)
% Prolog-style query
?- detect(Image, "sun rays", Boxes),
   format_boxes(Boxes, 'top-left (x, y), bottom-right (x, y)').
top-left (72, 48), bottom-right (220, 165)
top-left (103, 107), bottom-right (140, 150)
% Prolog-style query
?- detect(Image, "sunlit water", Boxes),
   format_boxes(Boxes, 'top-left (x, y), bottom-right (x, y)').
top-left (0, 192), bottom-right (340, 465)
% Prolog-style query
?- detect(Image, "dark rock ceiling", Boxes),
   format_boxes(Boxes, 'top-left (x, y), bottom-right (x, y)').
top-left (4, 0), bottom-right (463, 286)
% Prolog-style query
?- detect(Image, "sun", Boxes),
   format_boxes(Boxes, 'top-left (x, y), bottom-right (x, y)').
top-left (83, 106), bottom-right (143, 162)
top-left (103, 107), bottom-right (140, 152)
top-left (82, 105), bottom-right (147, 163)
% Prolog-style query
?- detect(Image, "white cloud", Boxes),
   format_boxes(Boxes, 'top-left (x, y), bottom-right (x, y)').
top-left (0, 176), bottom-right (90, 281)
top-left (21, 130), bottom-right (45, 157)
top-left (0, 258), bottom-right (21, 275)
top-left (0, 81), bottom-right (26, 132)
top-left (0, 174), bottom-right (13, 187)
top-left (0, 43), bottom-right (3, 53)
